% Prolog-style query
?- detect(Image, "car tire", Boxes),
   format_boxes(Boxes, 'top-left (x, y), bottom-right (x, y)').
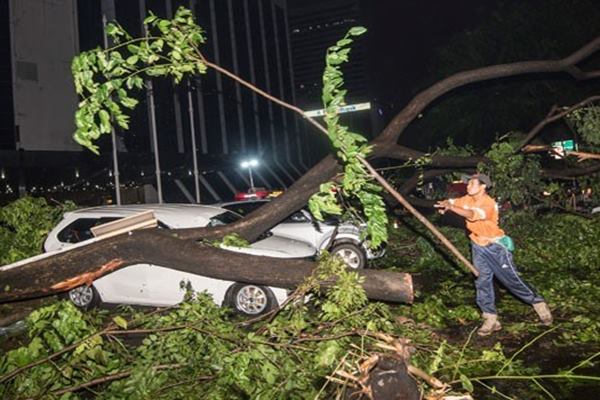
top-left (224, 283), bottom-right (276, 317)
top-left (331, 243), bottom-right (366, 269)
top-left (65, 285), bottom-right (100, 310)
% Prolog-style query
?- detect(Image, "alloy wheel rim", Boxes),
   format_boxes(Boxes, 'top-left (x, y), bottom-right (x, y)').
top-left (235, 285), bottom-right (267, 314)
top-left (69, 286), bottom-right (94, 307)
top-left (335, 248), bottom-right (361, 268)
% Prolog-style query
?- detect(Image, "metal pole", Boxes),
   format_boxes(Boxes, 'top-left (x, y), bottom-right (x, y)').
top-left (139, 14), bottom-right (164, 204)
top-left (248, 167), bottom-right (254, 189)
top-left (187, 80), bottom-right (201, 203)
top-left (147, 80), bottom-right (163, 203)
top-left (102, 13), bottom-right (121, 205)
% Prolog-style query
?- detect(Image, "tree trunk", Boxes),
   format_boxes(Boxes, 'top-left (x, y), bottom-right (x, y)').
top-left (0, 229), bottom-right (413, 304)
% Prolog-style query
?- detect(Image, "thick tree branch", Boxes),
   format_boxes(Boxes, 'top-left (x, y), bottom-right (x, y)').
top-left (375, 36), bottom-right (600, 146)
top-left (0, 229), bottom-right (413, 304)
top-left (541, 163), bottom-right (600, 179)
top-left (523, 145), bottom-right (600, 161)
top-left (517, 95), bottom-right (600, 150)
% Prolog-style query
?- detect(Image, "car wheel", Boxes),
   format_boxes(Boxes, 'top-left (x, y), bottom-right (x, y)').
top-left (331, 243), bottom-right (366, 269)
top-left (66, 285), bottom-right (100, 309)
top-left (224, 283), bottom-right (276, 316)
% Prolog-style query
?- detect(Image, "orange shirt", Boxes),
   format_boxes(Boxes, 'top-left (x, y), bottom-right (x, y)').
top-left (450, 194), bottom-right (505, 246)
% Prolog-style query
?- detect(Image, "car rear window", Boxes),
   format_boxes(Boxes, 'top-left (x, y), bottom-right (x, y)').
top-left (57, 217), bottom-right (121, 243)
top-left (57, 217), bottom-right (170, 243)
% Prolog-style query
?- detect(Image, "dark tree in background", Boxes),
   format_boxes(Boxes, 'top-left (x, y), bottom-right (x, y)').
top-left (414, 0), bottom-right (600, 150)
top-left (367, 0), bottom-right (600, 150)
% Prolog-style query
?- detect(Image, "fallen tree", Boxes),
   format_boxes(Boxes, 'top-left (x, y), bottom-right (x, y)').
top-left (0, 229), bottom-right (413, 304)
top-left (1, 9), bottom-right (599, 305)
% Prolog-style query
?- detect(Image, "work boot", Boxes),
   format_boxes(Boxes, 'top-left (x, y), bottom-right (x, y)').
top-left (533, 302), bottom-right (553, 326)
top-left (477, 313), bottom-right (502, 336)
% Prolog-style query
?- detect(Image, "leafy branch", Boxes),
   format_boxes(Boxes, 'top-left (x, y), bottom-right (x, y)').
top-left (308, 27), bottom-right (388, 248)
top-left (71, 8), bottom-right (207, 153)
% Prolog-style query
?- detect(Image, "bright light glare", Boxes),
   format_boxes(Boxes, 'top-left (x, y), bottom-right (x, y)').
top-left (241, 159), bottom-right (259, 168)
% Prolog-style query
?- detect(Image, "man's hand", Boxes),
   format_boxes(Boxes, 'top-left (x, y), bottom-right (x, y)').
top-left (434, 200), bottom-right (451, 214)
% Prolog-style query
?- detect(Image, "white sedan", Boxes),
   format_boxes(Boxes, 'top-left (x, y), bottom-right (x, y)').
top-left (219, 200), bottom-right (386, 269)
top-left (43, 204), bottom-right (315, 316)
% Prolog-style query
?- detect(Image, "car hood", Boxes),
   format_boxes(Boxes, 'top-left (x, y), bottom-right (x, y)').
top-left (222, 235), bottom-right (317, 259)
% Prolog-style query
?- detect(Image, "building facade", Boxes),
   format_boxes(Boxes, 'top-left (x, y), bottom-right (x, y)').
top-left (1, 0), bottom-right (309, 203)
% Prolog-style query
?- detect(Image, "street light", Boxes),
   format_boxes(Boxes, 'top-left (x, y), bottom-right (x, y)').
top-left (240, 159), bottom-right (259, 190)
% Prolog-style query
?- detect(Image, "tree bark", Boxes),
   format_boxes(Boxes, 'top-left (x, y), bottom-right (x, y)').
top-left (0, 229), bottom-right (413, 304)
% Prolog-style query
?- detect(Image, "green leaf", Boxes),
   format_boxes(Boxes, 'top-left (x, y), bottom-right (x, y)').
top-left (460, 374), bottom-right (474, 392)
top-left (105, 23), bottom-right (118, 36)
top-left (120, 96), bottom-right (139, 109)
top-left (127, 44), bottom-right (140, 54)
top-left (112, 315), bottom-right (128, 330)
top-left (98, 109), bottom-right (111, 133)
top-left (348, 26), bottom-right (367, 36)
top-left (151, 39), bottom-right (164, 51)
top-left (143, 13), bottom-right (157, 25)
top-left (126, 55), bottom-right (139, 65)
top-left (158, 19), bottom-right (171, 33)
top-left (316, 341), bottom-right (340, 367)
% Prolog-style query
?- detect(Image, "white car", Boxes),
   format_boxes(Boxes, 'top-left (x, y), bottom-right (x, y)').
top-left (44, 204), bottom-right (316, 316)
top-left (219, 200), bottom-right (386, 269)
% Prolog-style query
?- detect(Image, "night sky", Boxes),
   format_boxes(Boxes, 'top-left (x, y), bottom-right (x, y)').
top-left (363, 0), bottom-right (486, 107)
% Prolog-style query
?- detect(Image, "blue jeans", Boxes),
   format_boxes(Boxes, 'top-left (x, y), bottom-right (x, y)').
top-left (472, 242), bottom-right (544, 314)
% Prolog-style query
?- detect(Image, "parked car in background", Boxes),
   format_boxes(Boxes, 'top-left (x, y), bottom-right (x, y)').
top-left (44, 204), bottom-right (315, 315)
top-left (219, 199), bottom-right (386, 269)
top-left (234, 187), bottom-right (282, 201)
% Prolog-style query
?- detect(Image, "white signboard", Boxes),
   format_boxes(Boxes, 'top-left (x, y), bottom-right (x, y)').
top-left (304, 102), bottom-right (371, 118)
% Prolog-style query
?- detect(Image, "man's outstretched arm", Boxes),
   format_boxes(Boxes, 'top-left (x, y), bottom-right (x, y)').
top-left (434, 199), bottom-right (476, 220)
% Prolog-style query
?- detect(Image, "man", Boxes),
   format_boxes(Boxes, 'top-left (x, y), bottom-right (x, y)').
top-left (435, 173), bottom-right (553, 336)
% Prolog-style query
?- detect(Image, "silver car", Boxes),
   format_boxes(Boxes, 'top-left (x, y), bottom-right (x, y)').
top-left (219, 200), bottom-right (386, 269)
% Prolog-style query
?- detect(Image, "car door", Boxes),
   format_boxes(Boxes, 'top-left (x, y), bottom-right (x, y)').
top-left (93, 264), bottom-right (152, 305)
top-left (143, 264), bottom-right (234, 307)
top-left (142, 218), bottom-right (234, 306)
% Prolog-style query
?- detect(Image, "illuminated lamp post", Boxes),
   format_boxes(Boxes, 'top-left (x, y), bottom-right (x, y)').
top-left (240, 159), bottom-right (259, 191)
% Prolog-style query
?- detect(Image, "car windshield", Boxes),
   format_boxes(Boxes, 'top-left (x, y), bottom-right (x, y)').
top-left (208, 211), bottom-right (242, 226)
top-left (222, 201), bottom-right (267, 216)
